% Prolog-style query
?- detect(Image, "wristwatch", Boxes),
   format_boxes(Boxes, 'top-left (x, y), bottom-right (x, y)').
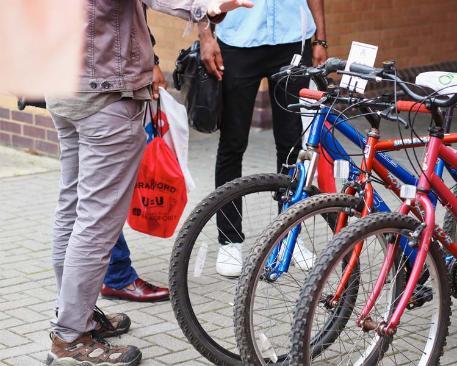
top-left (154, 54), bottom-right (160, 66)
top-left (312, 39), bottom-right (329, 49)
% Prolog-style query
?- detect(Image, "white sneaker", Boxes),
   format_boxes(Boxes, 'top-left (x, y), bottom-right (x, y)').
top-left (292, 239), bottom-right (317, 271)
top-left (216, 242), bottom-right (243, 277)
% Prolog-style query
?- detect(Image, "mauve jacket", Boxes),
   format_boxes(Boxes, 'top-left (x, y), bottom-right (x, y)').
top-left (79, 0), bottom-right (208, 93)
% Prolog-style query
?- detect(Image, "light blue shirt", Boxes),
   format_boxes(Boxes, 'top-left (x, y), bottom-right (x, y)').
top-left (216, 0), bottom-right (316, 48)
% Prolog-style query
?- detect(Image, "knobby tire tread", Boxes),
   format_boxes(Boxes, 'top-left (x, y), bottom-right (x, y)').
top-left (169, 173), bottom-right (293, 366)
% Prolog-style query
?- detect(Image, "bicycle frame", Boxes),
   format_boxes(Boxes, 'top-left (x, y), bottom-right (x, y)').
top-left (265, 106), bottom-right (457, 280)
top-left (357, 131), bottom-right (457, 335)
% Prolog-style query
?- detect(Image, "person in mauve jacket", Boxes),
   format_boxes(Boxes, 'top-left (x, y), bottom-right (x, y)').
top-left (45, 1), bottom-right (253, 365)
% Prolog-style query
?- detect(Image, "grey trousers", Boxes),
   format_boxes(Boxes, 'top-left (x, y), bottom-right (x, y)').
top-left (50, 99), bottom-right (146, 341)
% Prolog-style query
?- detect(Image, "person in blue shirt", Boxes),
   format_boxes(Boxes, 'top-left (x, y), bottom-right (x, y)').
top-left (198, 0), bottom-right (327, 277)
top-left (100, 62), bottom-right (171, 303)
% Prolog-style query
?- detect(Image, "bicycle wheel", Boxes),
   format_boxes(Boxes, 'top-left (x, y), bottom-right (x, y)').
top-left (290, 213), bottom-right (450, 366)
top-left (169, 173), bottom-right (316, 365)
top-left (234, 193), bottom-right (363, 365)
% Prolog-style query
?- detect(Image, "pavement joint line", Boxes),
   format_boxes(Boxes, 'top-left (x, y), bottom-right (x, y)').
top-left (2, 118), bottom-right (457, 364)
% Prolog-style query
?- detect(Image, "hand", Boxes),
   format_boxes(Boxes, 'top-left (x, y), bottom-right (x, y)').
top-left (198, 24), bottom-right (224, 80)
top-left (207, 0), bottom-right (254, 17)
top-left (152, 65), bottom-right (167, 100)
top-left (312, 45), bottom-right (328, 67)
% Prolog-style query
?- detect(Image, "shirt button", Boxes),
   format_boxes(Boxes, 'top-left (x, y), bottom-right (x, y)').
top-left (101, 81), bottom-right (111, 89)
top-left (194, 7), bottom-right (202, 19)
top-left (89, 82), bottom-right (97, 89)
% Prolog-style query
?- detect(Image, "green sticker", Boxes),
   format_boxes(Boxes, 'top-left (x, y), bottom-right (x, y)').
top-left (439, 73), bottom-right (456, 85)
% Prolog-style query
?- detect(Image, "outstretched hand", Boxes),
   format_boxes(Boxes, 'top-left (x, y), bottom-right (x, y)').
top-left (207, 0), bottom-right (254, 17)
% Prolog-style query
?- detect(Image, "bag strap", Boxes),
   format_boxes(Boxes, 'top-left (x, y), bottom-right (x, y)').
top-left (155, 97), bottom-right (164, 137)
top-left (143, 101), bottom-right (159, 142)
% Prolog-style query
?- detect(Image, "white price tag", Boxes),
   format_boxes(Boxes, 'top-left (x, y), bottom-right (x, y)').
top-left (258, 333), bottom-right (278, 363)
top-left (400, 185), bottom-right (417, 199)
top-left (340, 41), bottom-right (378, 93)
top-left (334, 160), bottom-right (350, 180)
top-left (290, 54), bottom-right (302, 66)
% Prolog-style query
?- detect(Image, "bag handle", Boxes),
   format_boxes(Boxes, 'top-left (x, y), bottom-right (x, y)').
top-left (142, 101), bottom-right (154, 127)
top-left (143, 92), bottom-right (164, 138)
top-left (155, 96), bottom-right (165, 137)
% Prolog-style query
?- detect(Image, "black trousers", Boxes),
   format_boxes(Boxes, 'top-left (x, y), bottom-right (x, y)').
top-left (216, 40), bottom-right (312, 244)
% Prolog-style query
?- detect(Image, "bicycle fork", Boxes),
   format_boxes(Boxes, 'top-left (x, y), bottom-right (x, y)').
top-left (354, 194), bottom-right (435, 336)
top-left (356, 136), bottom-right (443, 336)
top-left (264, 147), bottom-right (320, 280)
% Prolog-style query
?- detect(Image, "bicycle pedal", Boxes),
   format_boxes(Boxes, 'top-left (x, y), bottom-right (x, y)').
top-left (407, 284), bottom-right (433, 310)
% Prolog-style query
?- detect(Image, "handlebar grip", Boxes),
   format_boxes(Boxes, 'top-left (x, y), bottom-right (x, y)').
top-left (17, 97), bottom-right (46, 110)
top-left (349, 63), bottom-right (376, 75)
top-left (299, 88), bottom-right (325, 100)
top-left (324, 58), bottom-right (347, 73)
top-left (396, 101), bottom-right (430, 113)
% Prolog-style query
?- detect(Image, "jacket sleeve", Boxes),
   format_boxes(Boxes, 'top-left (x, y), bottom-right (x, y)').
top-left (142, 0), bottom-right (208, 22)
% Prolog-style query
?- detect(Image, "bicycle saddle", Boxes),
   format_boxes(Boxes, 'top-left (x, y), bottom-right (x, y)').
top-left (416, 71), bottom-right (457, 96)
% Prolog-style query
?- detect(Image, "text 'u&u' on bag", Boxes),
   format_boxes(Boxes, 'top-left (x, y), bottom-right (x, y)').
top-left (128, 89), bottom-right (191, 238)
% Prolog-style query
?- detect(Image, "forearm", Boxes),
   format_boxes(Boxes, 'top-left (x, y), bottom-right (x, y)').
top-left (198, 20), bottom-right (215, 40)
top-left (307, 0), bottom-right (326, 39)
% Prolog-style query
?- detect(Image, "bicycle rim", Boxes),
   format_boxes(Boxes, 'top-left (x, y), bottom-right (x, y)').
top-left (290, 214), bottom-right (449, 365)
top-left (237, 195), bottom-right (362, 365)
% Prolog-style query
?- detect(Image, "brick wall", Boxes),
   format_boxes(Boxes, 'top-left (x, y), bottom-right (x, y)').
top-left (325, 0), bottom-right (457, 68)
top-left (0, 105), bottom-right (58, 156)
top-left (1, 2), bottom-right (457, 157)
top-left (151, 0), bottom-right (457, 72)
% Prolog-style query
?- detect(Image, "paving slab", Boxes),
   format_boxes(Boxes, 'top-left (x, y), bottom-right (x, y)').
top-left (0, 119), bottom-right (457, 365)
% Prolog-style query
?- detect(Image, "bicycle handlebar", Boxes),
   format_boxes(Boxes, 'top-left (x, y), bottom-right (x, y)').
top-left (396, 101), bottom-right (430, 113)
top-left (274, 59), bottom-right (457, 110)
top-left (348, 63), bottom-right (383, 77)
top-left (348, 63), bottom-right (457, 108)
top-left (298, 87), bottom-right (432, 113)
top-left (17, 97), bottom-right (46, 110)
top-left (271, 57), bottom-right (347, 82)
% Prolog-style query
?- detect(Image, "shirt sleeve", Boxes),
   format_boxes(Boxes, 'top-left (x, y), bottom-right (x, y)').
top-left (142, 0), bottom-right (208, 22)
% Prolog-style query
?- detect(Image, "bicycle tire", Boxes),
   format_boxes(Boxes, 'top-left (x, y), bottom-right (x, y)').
top-left (234, 193), bottom-right (363, 365)
top-left (290, 213), bottom-right (451, 366)
top-left (169, 173), bottom-right (315, 365)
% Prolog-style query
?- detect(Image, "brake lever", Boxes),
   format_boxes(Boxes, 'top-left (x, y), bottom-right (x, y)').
top-left (379, 109), bottom-right (409, 128)
top-left (271, 65), bottom-right (308, 81)
top-left (288, 99), bottom-right (324, 111)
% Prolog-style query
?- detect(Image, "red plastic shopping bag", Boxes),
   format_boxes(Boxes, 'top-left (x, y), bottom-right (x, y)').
top-left (128, 137), bottom-right (187, 238)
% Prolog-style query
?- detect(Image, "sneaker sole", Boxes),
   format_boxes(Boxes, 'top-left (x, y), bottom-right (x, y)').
top-left (47, 352), bottom-right (142, 366)
top-left (100, 294), bottom-right (170, 303)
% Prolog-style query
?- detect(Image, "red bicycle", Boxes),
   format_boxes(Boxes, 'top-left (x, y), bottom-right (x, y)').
top-left (289, 64), bottom-right (457, 365)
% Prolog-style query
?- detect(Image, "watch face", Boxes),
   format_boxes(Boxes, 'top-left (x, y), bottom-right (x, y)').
top-left (313, 40), bottom-right (328, 48)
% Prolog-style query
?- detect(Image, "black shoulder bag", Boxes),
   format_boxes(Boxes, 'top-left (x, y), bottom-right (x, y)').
top-left (173, 40), bottom-right (222, 134)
